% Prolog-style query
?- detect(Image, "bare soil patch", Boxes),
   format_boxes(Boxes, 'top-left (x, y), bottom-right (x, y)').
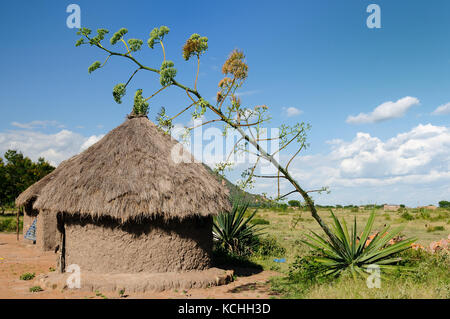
top-left (0, 233), bottom-right (279, 299)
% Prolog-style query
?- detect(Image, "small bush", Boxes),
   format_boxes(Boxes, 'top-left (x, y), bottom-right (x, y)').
top-left (350, 207), bottom-right (359, 213)
top-left (0, 217), bottom-right (22, 232)
top-left (438, 200), bottom-right (450, 208)
top-left (270, 254), bottom-right (333, 298)
top-left (29, 286), bottom-right (43, 293)
top-left (396, 249), bottom-right (449, 283)
top-left (288, 255), bottom-right (328, 284)
top-left (250, 218), bottom-right (270, 225)
top-left (417, 210), bottom-right (431, 220)
top-left (288, 200), bottom-right (301, 207)
top-left (427, 225), bottom-right (445, 232)
top-left (430, 211), bottom-right (449, 221)
top-left (253, 235), bottom-right (286, 257)
top-left (20, 272), bottom-right (35, 281)
top-left (401, 211), bottom-right (414, 221)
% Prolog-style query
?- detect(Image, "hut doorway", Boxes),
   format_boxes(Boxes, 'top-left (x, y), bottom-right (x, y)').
top-left (56, 213), bottom-right (66, 273)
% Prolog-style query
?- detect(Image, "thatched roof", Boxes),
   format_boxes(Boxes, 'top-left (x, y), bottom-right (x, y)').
top-left (16, 117), bottom-right (231, 222)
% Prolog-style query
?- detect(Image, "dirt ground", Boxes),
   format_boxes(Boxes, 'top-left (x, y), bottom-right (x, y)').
top-left (0, 233), bottom-right (280, 299)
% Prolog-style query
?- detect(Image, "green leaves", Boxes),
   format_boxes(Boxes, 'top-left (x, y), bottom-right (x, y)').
top-left (156, 107), bottom-right (174, 134)
top-left (75, 27), bottom-right (93, 47)
top-left (110, 28), bottom-right (128, 45)
top-left (89, 28), bottom-right (109, 45)
top-left (88, 61), bottom-right (101, 74)
top-left (148, 26), bottom-right (170, 49)
top-left (76, 28), bottom-right (109, 47)
top-left (159, 60), bottom-right (177, 86)
top-left (112, 83), bottom-right (126, 104)
top-left (182, 33), bottom-right (208, 61)
top-left (127, 38), bottom-right (143, 52)
top-left (0, 150), bottom-right (55, 207)
top-left (301, 210), bottom-right (417, 278)
top-left (192, 98), bottom-right (208, 119)
top-left (132, 89), bottom-right (149, 116)
top-left (75, 38), bottom-right (85, 47)
top-left (279, 123), bottom-right (311, 149)
top-left (76, 27), bottom-right (92, 37)
top-left (213, 201), bottom-right (264, 255)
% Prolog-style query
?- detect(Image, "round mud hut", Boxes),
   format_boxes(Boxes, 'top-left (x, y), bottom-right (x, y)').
top-left (16, 115), bottom-right (231, 280)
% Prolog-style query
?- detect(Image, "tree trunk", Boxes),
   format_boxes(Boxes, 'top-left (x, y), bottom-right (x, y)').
top-left (16, 207), bottom-right (20, 241)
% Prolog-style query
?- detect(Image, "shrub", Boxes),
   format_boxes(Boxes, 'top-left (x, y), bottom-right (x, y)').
top-left (271, 254), bottom-right (333, 298)
top-left (0, 217), bottom-right (22, 232)
top-left (253, 235), bottom-right (286, 257)
top-left (401, 211), bottom-right (414, 221)
top-left (427, 225), bottom-right (445, 232)
top-left (438, 201), bottom-right (450, 208)
top-left (301, 210), bottom-right (416, 278)
top-left (288, 200), bottom-right (301, 207)
top-left (350, 207), bottom-right (359, 213)
top-left (20, 272), bottom-right (35, 280)
top-left (395, 248), bottom-right (449, 283)
top-left (288, 254), bottom-right (328, 284)
top-left (29, 286), bottom-right (43, 293)
top-left (417, 210), bottom-right (431, 220)
top-left (250, 218), bottom-right (270, 225)
top-left (213, 202), bottom-right (264, 256)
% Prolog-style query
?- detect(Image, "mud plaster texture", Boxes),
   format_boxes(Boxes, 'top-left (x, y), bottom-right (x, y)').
top-left (36, 267), bottom-right (234, 293)
top-left (36, 210), bottom-right (57, 251)
top-left (62, 215), bottom-right (214, 273)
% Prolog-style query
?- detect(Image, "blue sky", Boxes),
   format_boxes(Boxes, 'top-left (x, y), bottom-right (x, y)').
top-left (0, 0), bottom-right (449, 206)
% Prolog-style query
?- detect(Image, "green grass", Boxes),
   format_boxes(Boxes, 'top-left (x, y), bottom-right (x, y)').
top-left (20, 272), bottom-right (35, 280)
top-left (0, 215), bottom-right (23, 232)
top-left (250, 218), bottom-right (270, 225)
top-left (29, 286), bottom-right (43, 293)
top-left (246, 207), bottom-right (449, 298)
top-left (427, 225), bottom-right (445, 232)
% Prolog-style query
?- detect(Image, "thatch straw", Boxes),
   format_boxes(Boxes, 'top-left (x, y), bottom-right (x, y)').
top-left (16, 117), bottom-right (230, 223)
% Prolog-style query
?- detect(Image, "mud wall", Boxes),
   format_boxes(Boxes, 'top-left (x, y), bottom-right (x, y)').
top-left (63, 215), bottom-right (213, 273)
top-left (36, 210), bottom-right (58, 251)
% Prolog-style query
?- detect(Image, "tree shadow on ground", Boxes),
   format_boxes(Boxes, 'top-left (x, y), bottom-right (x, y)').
top-left (212, 250), bottom-right (263, 277)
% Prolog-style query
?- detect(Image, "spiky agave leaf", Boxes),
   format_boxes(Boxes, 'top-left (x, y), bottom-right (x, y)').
top-left (301, 210), bottom-right (417, 278)
top-left (213, 201), bottom-right (264, 255)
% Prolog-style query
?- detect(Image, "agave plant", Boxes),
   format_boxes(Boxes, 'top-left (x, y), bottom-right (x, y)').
top-left (213, 202), bottom-right (264, 255)
top-left (301, 210), bottom-right (416, 278)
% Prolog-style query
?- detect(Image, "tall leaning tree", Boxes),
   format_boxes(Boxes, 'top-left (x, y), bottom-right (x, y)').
top-left (74, 26), bottom-right (338, 241)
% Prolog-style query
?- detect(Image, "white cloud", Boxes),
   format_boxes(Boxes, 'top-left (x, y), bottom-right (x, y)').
top-left (283, 107), bottom-right (303, 117)
top-left (346, 96), bottom-right (420, 124)
top-left (432, 102), bottom-right (450, 115)
top-left (80, 134), bottom-right (105, 151)
top-left (0, 129), bottom-right (104, 166)
top-left (244, 123), bottom-right (450, 206)
top-left (11, 120), bottom-right (65, 129)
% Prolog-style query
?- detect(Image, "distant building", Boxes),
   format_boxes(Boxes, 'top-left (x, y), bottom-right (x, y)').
top-left (384, 204), bottom-right (400, 211)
